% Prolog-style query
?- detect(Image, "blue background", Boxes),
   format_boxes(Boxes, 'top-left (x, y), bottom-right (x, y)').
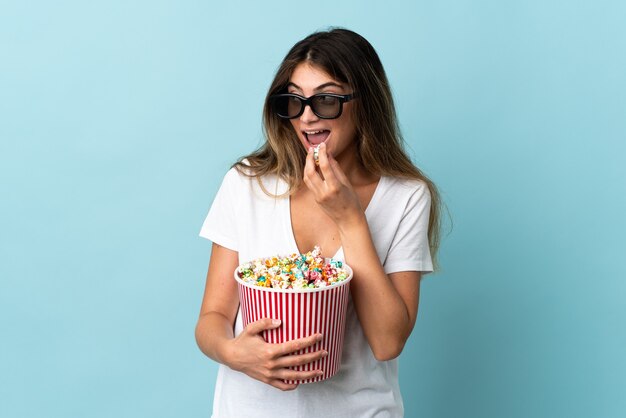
top-left (1, 1), bottom-right (625, 417)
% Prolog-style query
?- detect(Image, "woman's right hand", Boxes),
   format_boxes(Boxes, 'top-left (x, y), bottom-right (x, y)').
top-left (225, 318), bottom-right (327, 391)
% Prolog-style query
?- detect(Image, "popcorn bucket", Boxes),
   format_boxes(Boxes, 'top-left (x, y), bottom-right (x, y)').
top-left (234, 263), bottom-right (353, 384)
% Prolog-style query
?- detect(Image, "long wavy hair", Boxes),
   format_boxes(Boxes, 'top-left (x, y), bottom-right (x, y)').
top-left (235, 28), bottom-right (443, 269)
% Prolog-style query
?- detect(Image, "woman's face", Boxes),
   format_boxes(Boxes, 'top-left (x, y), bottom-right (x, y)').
top-left (287, 62), bottom-right (358, 162)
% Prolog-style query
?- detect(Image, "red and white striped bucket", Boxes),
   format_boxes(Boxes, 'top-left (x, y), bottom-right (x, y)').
top-left (234, 263), bottom-right (353, 384)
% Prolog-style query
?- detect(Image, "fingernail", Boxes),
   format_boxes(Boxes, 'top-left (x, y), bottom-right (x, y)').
top-left (272, 319), bottom-right (281, 325)
top-left (322, 351), bottom-right (328, 357)
top-left (317, 371), bottom-right (324, 376)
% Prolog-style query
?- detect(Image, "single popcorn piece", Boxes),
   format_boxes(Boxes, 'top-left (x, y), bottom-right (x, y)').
top-left (313, 144), bottom-right (321, 166)
top-left (236, 246), bottom-right (349, 289)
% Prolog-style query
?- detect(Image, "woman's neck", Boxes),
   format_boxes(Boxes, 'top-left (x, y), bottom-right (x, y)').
top-left (333, 143), bottom-right (378, 187)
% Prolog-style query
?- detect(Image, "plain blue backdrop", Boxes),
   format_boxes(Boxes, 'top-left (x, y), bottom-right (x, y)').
top-left (1, 1), bottom-right (625, 417)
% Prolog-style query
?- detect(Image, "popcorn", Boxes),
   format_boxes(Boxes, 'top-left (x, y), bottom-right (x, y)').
top-left (236, 246), bottom-right (349, 289)
top-left (313, 144), bottom-right (320, 166)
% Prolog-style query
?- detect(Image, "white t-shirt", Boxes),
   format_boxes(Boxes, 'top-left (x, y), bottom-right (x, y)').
top-left (200, 166), bottom-right (433, 418)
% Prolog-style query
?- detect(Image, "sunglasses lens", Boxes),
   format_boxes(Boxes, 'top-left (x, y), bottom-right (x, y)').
top-left (312, 95), bottom-right (341, 118)
top-left (287, 96), bottom-right (303, 118)
top-left (272, 96), bottom-right (303, 118)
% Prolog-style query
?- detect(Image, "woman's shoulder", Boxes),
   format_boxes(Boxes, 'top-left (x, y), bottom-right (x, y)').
top-left (380, 175), bottom-right (429, 197)
top-left (223, 159), bottom-right (288, 197)
top-left (223, 159), bottom-right (262, 182)
top-left (229, 158), bottom-right (275, 178)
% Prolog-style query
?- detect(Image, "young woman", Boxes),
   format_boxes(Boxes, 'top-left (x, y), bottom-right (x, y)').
top-left (196, 28), bottom-right (442, 417)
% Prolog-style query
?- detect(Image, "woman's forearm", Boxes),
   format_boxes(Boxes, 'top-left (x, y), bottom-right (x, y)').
top-left (339, 214), bottom-right (416, 361)
top-left (195, 311), bottom-right (235, 365)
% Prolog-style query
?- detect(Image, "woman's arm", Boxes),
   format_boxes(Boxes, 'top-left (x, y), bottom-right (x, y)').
top-left (303, 144), bottom-right (422, 361)
top-left (339, 221), bottom-right (421, 361)
top-left (195, 243), bottom-right (328, 390)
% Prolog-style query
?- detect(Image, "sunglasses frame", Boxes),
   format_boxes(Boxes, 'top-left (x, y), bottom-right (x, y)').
top-left (269, 92), bottom-right (357, 120)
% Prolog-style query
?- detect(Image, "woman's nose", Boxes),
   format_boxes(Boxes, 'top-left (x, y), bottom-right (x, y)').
top-left (299, 103), bottom-right (319, 123)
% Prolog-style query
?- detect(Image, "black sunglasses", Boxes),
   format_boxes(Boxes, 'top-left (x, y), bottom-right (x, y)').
top-left (269, 93), bottom-right (357, 120)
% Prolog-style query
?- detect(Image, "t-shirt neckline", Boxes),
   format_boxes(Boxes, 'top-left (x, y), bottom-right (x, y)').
top-left (284, 176), bottom-right (386, 260)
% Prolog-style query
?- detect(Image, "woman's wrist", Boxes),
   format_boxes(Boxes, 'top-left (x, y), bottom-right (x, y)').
top-left (215, 336), bottom-right (235, 367)
top-left (337, 210), bottom-right (368, 235)
top-left (196, 313), bottom-right (235, 366)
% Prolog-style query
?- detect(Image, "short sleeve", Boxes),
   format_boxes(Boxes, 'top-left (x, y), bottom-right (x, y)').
top-left (199, 168), bottom-right (240, 251)
top-left (383, 181), bottom-right (433, 275)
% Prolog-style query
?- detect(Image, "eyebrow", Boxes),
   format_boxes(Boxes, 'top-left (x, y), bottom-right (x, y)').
top-left (287, 81), bottom-right (344, 92)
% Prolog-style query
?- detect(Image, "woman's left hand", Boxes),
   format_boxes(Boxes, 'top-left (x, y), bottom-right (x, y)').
top-left (302, 142), bottom-right (364, 228)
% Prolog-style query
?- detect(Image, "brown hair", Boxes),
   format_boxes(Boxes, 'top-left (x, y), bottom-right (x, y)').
top-left (235, 28), bottom-right (443, 269)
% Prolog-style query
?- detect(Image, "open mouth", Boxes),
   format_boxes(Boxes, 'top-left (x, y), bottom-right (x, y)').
top-left (303, 129), bottom-right (330, 146)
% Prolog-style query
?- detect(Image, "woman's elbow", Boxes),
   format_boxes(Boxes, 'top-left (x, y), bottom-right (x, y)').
top-left (371, 340), bottom-right (406, 361)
